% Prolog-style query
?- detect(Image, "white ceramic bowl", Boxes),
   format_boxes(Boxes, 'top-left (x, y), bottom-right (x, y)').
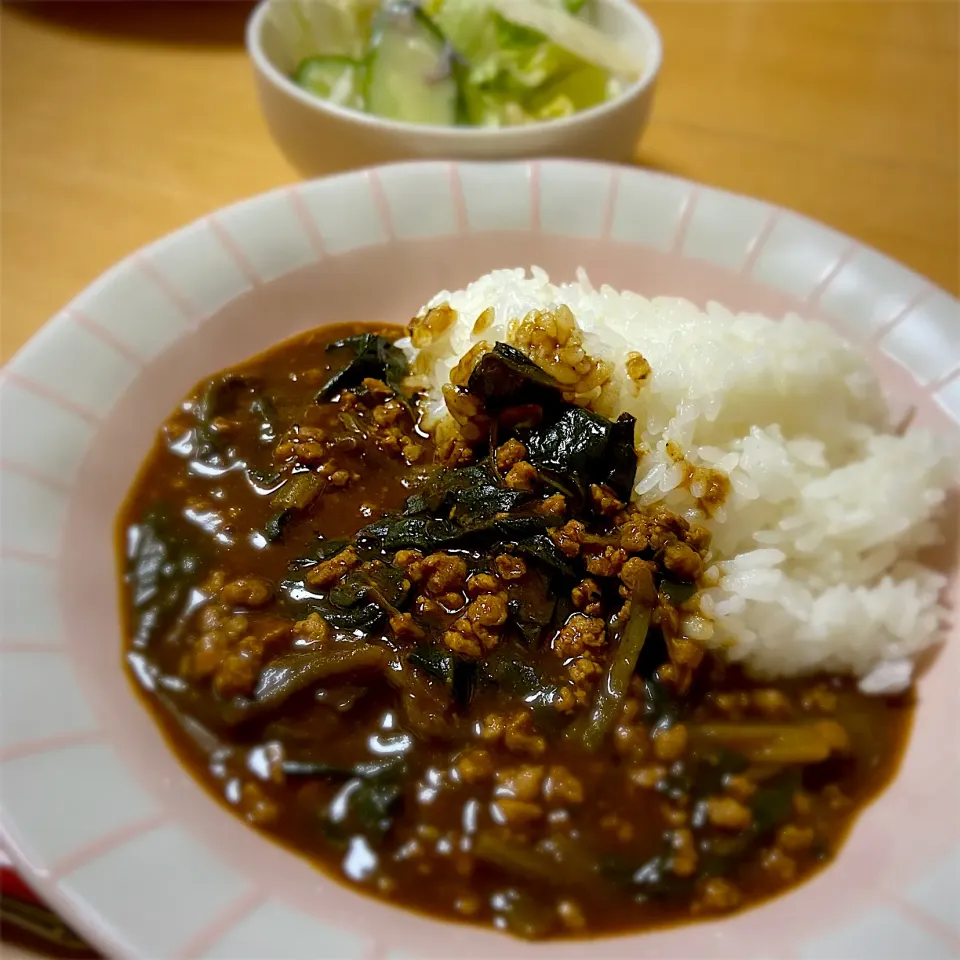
top-left (246, 0), bottom-right (662, 177)
top-left (1, 160), bottom-right (958, 959)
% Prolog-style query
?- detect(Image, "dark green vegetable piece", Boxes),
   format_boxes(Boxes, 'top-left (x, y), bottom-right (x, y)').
top-left (605, 412), bottom-right (639, 502)
top-left (317, 333), bottom-right (409, 401)
top-left (125, 508), bottom-right (204, 650)
top-left (581, 597), bottom-right (652, 750)
top-left (196, 374), bottom-right (254, 422)
top-left (264, 508), bottom-right (295, 543)
top-left (282, 757), bottom-right (403, 780)
top-left (660, 579), bottom-right (697, 606)
top-left (511, 533), bottom-right (575, 577)
top-left (328, 562), bottom-right (409, 612)
top-left (289, 538), bottom-right (354, 570)
top-left (324, 758), bottom-right (408, 844)
top-left (465, 342), bottom-right (562, 411)
top-left (408, 644), bottom-right (477, 707)
top-left (698, 768), bottom-right (803, 876)
top-left (223, 645), bottom-right (389, 723)
top-left (507, 567), bottom-right (557, 646)
top-left (526, 406), bottom-right (637, 502)
top-left (318, 602), bottom-right (385, 631)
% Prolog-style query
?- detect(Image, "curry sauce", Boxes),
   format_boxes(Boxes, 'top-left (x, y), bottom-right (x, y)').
top-left (118, 322), bottom-right (913, 939)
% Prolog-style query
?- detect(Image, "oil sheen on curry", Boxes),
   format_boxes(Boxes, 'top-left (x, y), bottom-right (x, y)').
top-left (119, 321), bottom-right (913, 940)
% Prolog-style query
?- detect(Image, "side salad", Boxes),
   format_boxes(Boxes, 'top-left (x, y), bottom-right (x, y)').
top-left (268, 0), bottom-right (643, 127)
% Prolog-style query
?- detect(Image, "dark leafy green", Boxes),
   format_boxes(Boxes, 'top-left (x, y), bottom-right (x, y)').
top-left (466, 341), bottom-right (562, 411)
top-left (317, 333), bottom-right (409, 401)
top-left (329, 562), bottom-right (410, 611)
top-left (321, 758), bottom-right (408, 844)
top-left (125, 508), bottom-right (205, 650)
top-left (223, 645), bottom-right (389, 724)
top-left (408, 644), bottom-right (477, 707)
top-left (507, 566), bottom-right (557, 645)
top-left (605, 412), bottom-right (640, 502)
top-left (511, 533), bottom-right (575, 577)
top-left (525, 406), bottom-right (638, 503)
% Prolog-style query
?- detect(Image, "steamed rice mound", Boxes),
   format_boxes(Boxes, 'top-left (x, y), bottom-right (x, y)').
top-left (401, 268), bottom-right (955, 689)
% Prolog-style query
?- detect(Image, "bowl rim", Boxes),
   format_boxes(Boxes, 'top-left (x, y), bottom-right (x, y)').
top-left (1, 158), bottom-right (957, 960)
top-left (245, 0), bottom-right (663, 138)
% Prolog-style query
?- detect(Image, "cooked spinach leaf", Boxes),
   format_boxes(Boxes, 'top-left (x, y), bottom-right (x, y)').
top-left (409, 644), bottom-right (477, 707)
top-left (526, 406), bottom-right (637, 502)
top-left (317, 333), bottom-right (409, 401)
top-left (125, 508), bottom-right (205, 650)
top-left (466, 342), bottom-right (562, 410)
top-left (321, 758), bottom-right (408, 844)
top-left (605, 412), bottom-right (639, 502)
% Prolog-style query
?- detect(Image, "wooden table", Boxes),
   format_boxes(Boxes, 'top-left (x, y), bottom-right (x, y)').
top-left (0, 0), bottom-right (957, 954)
top-left (2, 0), bottom-right (958, 368)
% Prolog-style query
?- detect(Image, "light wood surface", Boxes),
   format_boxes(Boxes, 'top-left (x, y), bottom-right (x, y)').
top-left (0, 0), bottom-right (957, 953)
top-left (2, 1), bottom-right (958, 366)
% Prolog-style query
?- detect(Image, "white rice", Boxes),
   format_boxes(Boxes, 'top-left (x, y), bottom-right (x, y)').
top-left (400, 267), bottom-right (956, 691)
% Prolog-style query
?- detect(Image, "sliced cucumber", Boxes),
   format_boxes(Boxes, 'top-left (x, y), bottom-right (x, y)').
top-left (295, 55), bottom-right (365, 111)
top-left (365, 7), bottom-right (460, 126)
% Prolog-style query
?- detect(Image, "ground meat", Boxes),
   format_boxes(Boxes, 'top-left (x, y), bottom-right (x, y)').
top-left (662, 541), bottom-right (703, 582)
top-left (433, 416), bottom-right (475, 468)
top-left (777, 824), bottom-right (815, 852)
top-left (752, 688), bottom-right (793, 718)
top-left (465, 573), bottom-right (501, 597)
top-left (494, 798), bottom-right (543, 825)
top-left (393, 549), bottom-right (423, 572)
top-left (456, 749), bottom-right (494, 784)
top-left (449, 341), bottom-right (490, 387)
top-left (630, 763), bottom-right (667, 790)
top-left (566, 656), bottom-right (604, 705)
top-left (543, 766), bottom-right (584, 805)
top-left (619, 558), bottom-right (658, 605)
top-left (625, 351), bottom-right (652, 392)
top-left (670, 828), bottom-right (698, 877)
top-left (618, 504), bottom-right (690, 554)
top-left (584, 546), bottom-right (627, 578)
top-left (292, 613), bottom-right (331, 645)
top-left (705, 796), bottom-right (753, 831)
top-left (390, 613), bottom-right (425, 642)
top-left (213, 638), bottom-right (267, 698)
top-left (418, 553), bottom-right (469, 595)
top-left (504, 461), bottom-right (538, 491)
top-left (494, 554), bottom-right (527, 581)
top-left (504, 709), bottom-right (546, 756)
top-left (723, 774), bottom-right (756, 803)
top-left (553, 614), bottom-right (607, 659)
top-left (759, 846), bottom-right (797, 883)
top-left (550, 520), bottom-right (585, 558)
top-left (496, 438), bottom-right (528, 472)
top-left (652, 723), bottom-right (688, 762)
top-left (494, 765), bottom-right (545, 801)
top-left (536, 493), bottom-right (567, 520)
top-left (688, 465), bottom-right (730, 515)
top-left (274, 425), bottom-right (328, 464)
top-left (305, 546), bottom-right (360, 588)
top-left (571, 578), bottom-right (603, 616)
top-left (589, 484), bottom-right (624, 517)
top-left (692, 877), bottom-right (741, 914)
top-left (443, 594), bottom-right (509, 658)
top-left (220, 577), bottom-right (273, 608)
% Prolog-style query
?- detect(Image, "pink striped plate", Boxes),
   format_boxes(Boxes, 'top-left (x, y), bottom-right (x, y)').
top-left (0, 160), bottom-right (957, 960)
